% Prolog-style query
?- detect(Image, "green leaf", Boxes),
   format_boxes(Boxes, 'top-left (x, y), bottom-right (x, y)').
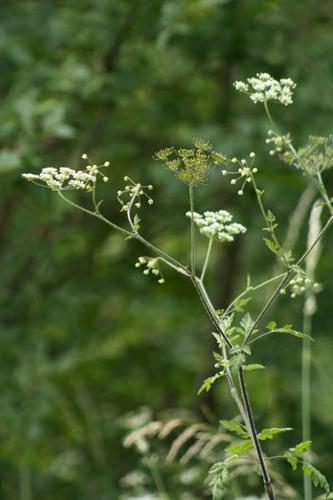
top-left (292, 440), bottom-right (312, 456)
top-left (263, 237), bottom-right (280, 255)
top-left (243, 363), bottom-right (265, 371)
top-left (266, 209), bottom-right (276, 223)
top-left (233, 296), bottom-right (252, 313)
top-left (302, 463), bottom-right (330, 497)
top-left (240, 312), bottom-right (254, 333)
top-left (266, 321), bottom-right (277, 330)
top-left (219, 420), bottom-right (249, 439)
top-left (213, 351), bottom-right (224, 365)
top-left (211, 331), bottom-right (224, 348)
top-left (274, 325), bottom-right (313, 340)
top-left (230, 353), bottom-right (246, 375)
top-left (257, 427), bottom-right (293, 441)
top-left (285, 455), bottom-right (298, 471)
top-left (225, 439), bottom-right (253, 455)
top-left (198, 373), bottom-right (223, 395)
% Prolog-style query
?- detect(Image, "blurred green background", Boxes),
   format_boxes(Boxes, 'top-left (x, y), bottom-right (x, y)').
top-left (1, 0), bottom-right (333, 498)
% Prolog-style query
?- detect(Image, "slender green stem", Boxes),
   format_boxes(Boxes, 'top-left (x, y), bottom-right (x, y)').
top-left (92, 183), bottom-right (99, 212)
top-left (263, 99), bottom-right (277, 131)
top-left (250, 172), bottom-right (289, 269)
top-left (201, 237), bottom-right (213, 281)
top-left (189, 183), bottom-right (196, 274)
top-left (224, 273), bottom-right (286, 318)
top-left (222, 345), bottom-right (249, 426)
top-left (57, 191), bottom-right (190, 276)
top-left (242, 214), bottom-right (333, 346)
top-left (316, 173), bottom-right (333, 216)
top-left (126, 193), bottom-right (137, 232)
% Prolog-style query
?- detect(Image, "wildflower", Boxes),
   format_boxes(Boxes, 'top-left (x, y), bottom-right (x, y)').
top-left (186, 210), bottom-right (246, 242)
top-left (22, 167), bottom-right (97, 192)
top-left (233, 73), bottom-right (296, 106)
top-left (22, 154), bottom-right (111, 192)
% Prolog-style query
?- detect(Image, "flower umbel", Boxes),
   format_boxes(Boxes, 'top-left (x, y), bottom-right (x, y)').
top-left (22, 155), bottom-right (110, 191)
top-left (186, 210), bottom-right (246, 242)
top-left (221, 152), bottom-right (258, 196)
top-left (117, 177), bottom-right (154, 212)
top-left (234, 73), bottom-right (296, 106)
top-left (154, 139), bottom-right (226, 186)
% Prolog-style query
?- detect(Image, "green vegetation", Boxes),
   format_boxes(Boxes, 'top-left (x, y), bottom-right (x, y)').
top-left (2, 1), bottom-right (333, 498)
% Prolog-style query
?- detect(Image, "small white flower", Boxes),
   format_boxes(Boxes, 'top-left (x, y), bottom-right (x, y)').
top-left (233, 73), bottom-right (296, 106)
top-left (186, 210), bottom-right (246, 243)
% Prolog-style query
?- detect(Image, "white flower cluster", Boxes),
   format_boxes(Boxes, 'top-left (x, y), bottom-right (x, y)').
top-left (234, 73), bottom-right (296, 106)
top-left (265, 130), bottom-right (291, 156)
top-left (23, 167), bottom-right (97, 191)
top-left (221, 152), bottom-right (257, 196)
top-left (117, 177), bottom-right (154, 212)
top-left (22, 154), bottom-right (110, 191)
top-left (186, 210), bottom-right (246, 242)
top-left (135, 257), bottom-right (165, 284)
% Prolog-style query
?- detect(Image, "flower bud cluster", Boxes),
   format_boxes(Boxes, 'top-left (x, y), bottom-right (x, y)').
top-left (135, 257), bottom-right (165, 284)
top-left (280, 274), bottom-right (320, 299)
top-left (22, 154), bottom-right (110, 191)
top-left (233, 73), bottom-right (296, 106)
top-left (117, 177), bottom-right (153, 212)
top-left (186, 210), bottom-right (246, 242)
top-left (265, 130), bottom-right (291, 157)
top-left (221, 153), bottom-right (257, 196)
